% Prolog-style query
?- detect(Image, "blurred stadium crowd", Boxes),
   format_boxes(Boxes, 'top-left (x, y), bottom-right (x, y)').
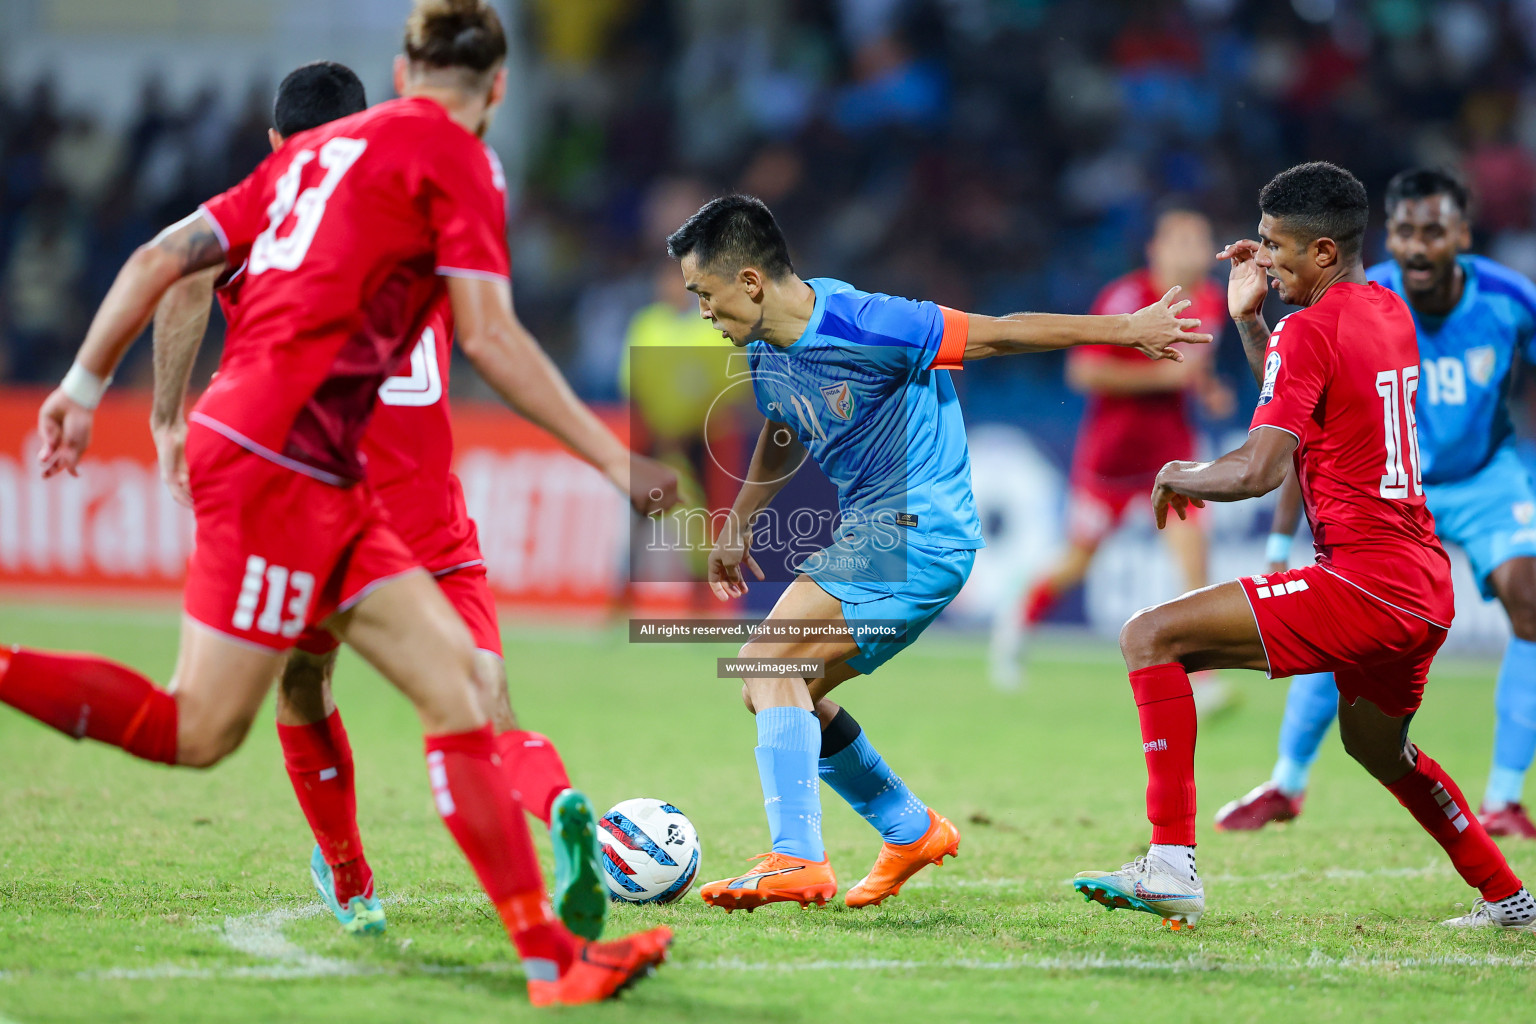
top-left (4, 0), bottom-right (1536, 442)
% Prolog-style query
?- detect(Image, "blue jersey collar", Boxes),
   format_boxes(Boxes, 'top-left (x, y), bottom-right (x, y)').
top-left (784, 279), bottom-right (829, 352)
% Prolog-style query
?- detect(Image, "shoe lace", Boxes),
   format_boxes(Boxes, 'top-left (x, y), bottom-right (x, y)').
top-left (1465, 898), bottom-right (1494, 924)
top-left (744, 852), bottom-right (795, 872)
top-left (1119, 855), bottom-right (1150, 876)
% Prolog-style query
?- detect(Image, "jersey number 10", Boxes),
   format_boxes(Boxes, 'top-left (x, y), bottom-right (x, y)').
top-left (1376, 366), bottom-right (1423, 500)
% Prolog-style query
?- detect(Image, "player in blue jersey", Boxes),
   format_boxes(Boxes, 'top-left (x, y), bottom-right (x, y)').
top-left (660, 195), bottom-right (1211, 911)
top-left (1215, 167), bottom-right (1536, 837)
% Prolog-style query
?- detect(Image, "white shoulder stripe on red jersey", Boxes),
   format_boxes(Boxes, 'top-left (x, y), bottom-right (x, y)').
top-left (436, 266), bottom-right (509, 283)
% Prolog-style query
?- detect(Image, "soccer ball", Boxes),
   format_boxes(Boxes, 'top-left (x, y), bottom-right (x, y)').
top-left (596, 798), bottom-right (701, 904)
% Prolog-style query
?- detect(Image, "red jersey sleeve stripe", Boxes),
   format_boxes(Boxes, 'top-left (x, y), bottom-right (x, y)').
top-left (930, 306), bottom-right (969, 371)
top-left (198, 204), bottom-right (231, 252)
top-left (436, 266), bottom-right (510, 283)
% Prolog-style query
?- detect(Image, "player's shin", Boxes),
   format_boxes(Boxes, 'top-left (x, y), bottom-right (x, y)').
top-left (424, 725), bottom-right (575, 973)
top-left (278, 710), bottom-right (371, 901)
top-left (495, 729), bottom-right (572, 826)
top-left (1486, 637), bottom-right (1536, 810)
top-left (1130, 663), bottom-right (1199, 846)
top-left (1273, 672), bottom-right (1338, 795)
top-left (0, 647), bottom-right (178, 764)
top-left (818, 707), bottom-right (928, 844)
top-left (1387, 750), bottom-right (1522, 902)
top-left (754, 705), bottom-right (825, 860)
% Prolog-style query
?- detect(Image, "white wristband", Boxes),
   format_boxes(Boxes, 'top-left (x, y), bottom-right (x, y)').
top-left (1264, 532), bottom-right (1293, 565)
top-left (60, 361), bottom-right (111, 410)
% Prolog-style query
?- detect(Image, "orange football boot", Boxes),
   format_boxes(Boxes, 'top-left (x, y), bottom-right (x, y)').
top-left (525, 926), bottom-right (673, 1007)
top-left (844, 809), bottom-right (960, 908)
top-left (699, 852), bottom-right (838, 912)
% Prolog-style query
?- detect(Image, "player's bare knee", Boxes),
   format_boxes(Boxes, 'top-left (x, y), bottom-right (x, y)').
top-left (1504, 594), bottom-right (1536, 642)
top-left (175, 704), bottom-right (256, 769)
top-left (1120, 607), bottom-right (1175, 669)
top-left (740, 682), bottom-right (756, 714)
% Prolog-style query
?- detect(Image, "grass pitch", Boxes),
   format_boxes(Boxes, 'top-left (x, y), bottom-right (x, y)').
top-left (2, 601), bottom-right (1535, 1023)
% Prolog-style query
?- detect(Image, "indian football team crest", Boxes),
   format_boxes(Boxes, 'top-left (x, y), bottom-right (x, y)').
top-left (820, 380), bottom-right (855, 420)
top-left (1465, 345), bottom-right (1496, 388)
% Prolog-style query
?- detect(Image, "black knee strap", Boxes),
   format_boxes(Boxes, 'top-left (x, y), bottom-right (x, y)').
top-left (819, 707), bottom-right (862, 759)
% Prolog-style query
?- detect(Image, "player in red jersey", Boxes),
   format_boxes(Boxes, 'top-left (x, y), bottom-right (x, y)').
top-left (989, 204), bottom-right (1234, 698)
top-left (1, 1), bottom-right (678, 1006)
top-left (149, 61), bottom-right (603, 942)
top-left (1071, 162), bottom-right (1533, 932)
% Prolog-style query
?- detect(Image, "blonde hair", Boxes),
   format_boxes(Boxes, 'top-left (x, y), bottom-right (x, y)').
top-left (403, 0), bottom-right (507, 89)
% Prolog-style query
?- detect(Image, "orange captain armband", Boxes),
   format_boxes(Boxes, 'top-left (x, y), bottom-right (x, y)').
top-left (930, 307), bottom-right (969, 371)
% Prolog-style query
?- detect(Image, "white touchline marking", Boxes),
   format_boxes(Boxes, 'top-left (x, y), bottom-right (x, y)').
top-left (896, 862), bottom-right (1453, 891)
top-left (83, 894), bottom-right (516, 983)
top-left (684, 951), bottom-right (1536, 974)
top-left (58, 887), bottom-right (1536, 985)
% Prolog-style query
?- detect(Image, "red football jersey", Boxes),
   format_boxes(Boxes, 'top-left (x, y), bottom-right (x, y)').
top-left (1069, 270), bottom-right (1226, 481)
top-left (367, 300), bottom-right (480, 572)
top-left (1250, 281), bottom-right (1453, 628)
top-left (192, 96), bottom-right (508, 485)
top-left (214, 272), bottom-right (478, 573)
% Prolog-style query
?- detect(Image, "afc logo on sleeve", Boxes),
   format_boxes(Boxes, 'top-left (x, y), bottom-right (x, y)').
top-left (1258, 350), bottom-right (1281, 406)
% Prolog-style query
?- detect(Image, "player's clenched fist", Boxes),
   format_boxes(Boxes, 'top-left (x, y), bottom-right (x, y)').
top-left (1123, 285), bottom-right (1213, 361)
top-left (36, 389), bottom-right (94, 479)
top-left (1217, 239), bottom-right (1274, 322)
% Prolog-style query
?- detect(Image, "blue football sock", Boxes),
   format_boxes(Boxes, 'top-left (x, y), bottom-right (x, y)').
top-left (1271, 672), bottom-right (1338, 796)
top-left (818, 708), bottom-right (929, 845)
top-left (1486, 637), bottom-right (1536, 809)
top-left (754, 706), bottom-right (824, 861)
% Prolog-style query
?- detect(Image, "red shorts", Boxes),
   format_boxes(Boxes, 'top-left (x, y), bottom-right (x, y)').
top-left (294, 560), bottom-right (502, 658)
top-left (1240, 564), bottom-right (1448, 717)
top-left (183, 423), bottom-right (419, 652)
top-left (1067, 472), bottom-right (1203, 546)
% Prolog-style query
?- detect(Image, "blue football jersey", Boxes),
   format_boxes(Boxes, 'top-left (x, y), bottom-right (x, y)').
top-left (745, 278), bottom-right (984, 549)
top-left (1368, 255), bottom-right (1536, 484)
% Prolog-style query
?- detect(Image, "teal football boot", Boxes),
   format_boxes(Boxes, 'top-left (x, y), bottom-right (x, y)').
top-left (549, 789), bottom-right (608, 941)
top-left (309, 845), bottom-right (386, 935)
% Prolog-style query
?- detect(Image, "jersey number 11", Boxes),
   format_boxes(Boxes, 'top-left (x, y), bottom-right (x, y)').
top-left (1376, 365), bottom-right (1423, 500)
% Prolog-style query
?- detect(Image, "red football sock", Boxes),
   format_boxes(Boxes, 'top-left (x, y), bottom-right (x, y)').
top-left (426, 725), bottom-right (575, 972)
top-left (1023, 581), bottom-right (1058, 626)
top-left (1385, 750), bottom-right (1521, 902)
top-left (277, 710), bottom-right (372, 902)
top-left (1129, 662), bottom-right (1198, 846)
top-left (0, 646), bottom-right (178, 764)
top-left (495, 729), bottom-right (572, 826)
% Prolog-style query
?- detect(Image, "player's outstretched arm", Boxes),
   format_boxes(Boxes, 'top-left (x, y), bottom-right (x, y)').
top-left (150, 266), bottom-right (220, 508)
top-left (38, 211), bottom-right (227, 478)
top-left (961, 286), bottom-right (1212, 362)
top-left (707, 419), bottom-right (805, 601)
top-left (447, 275), bottom-right (678, 516)
top-left (1150, 425), bottom-right (1298, 529)
top-left (1218, 239), bottom-right (1275, 384)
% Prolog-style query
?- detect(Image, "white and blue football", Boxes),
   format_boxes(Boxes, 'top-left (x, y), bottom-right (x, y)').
top-left (596, 798), bottom-right (701, 904)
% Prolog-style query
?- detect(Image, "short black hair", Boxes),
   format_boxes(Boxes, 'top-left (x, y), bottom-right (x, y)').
top-left (273, 61), bottom-right (367, 137)
top-left (1258, 161), bottom-right (1369, 260)
top-left (1384, 167), bottom-right (1471, 218)
top-left (666, 195), bottom-right (795, 279)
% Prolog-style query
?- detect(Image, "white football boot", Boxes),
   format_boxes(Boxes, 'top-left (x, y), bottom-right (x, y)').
top-left (1442, 888), bottom-right (1536, 930)
top-left (1073, 852), bottom-right (1205, 930)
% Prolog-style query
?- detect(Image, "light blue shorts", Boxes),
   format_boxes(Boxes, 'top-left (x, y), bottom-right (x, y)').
top-left (1426, 445), bottom-right (1536, 599)
top-left (798, 531), bottom-right (976, 675)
